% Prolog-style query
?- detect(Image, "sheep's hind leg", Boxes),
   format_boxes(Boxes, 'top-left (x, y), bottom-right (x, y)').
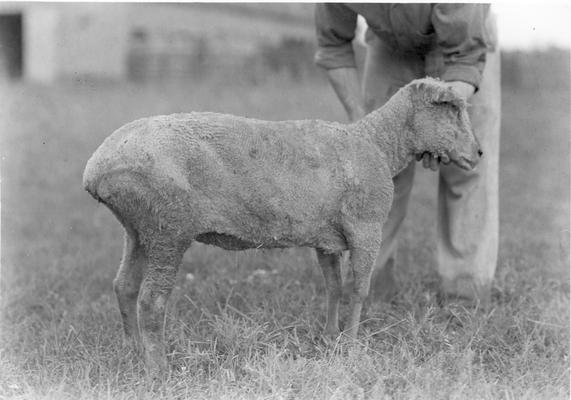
top-left (315, 249), bottom-right (342, 338)
top-left (113, 229), bottom-right (146, 348)
top-left (138, 241), bottom-right (184, 377)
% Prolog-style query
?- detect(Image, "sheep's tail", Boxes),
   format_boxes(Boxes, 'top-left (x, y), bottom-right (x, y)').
top-left (82, 151), bottom-right (144, 212)
top-left (83, 161), bottom-right (160, 235)
top-left (83, 158), bottom-right (193, 248)
top-left (82, 142), bottom-right (147, 202)
top-left (83, 156), bottom-right (127, 204)
top-left (83, 155), bottom-right (104, 202)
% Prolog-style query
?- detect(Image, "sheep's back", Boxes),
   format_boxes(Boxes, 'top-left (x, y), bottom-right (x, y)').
top-left (85, 111), bottom-right (355, 193)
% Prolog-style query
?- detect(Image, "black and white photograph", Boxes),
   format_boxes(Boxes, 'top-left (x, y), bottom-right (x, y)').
top-left (1, 2), bottom-right (569, 399)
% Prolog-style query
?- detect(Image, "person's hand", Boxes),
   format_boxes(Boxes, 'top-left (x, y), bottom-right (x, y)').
top-left (348, 107), bottom-right (367, 122)
top-left (446, 81), bottom-right (475, 100)
top-left (416, 152), bottom-right (451, 171)
top-left (326, 68), bottom-right (366, 122)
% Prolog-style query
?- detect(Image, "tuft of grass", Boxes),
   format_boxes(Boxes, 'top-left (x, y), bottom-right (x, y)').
top-left (1, 73), bottom-right (569, 399)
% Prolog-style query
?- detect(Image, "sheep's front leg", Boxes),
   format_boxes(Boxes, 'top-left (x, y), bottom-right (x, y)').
top-left (113, 231), bottom-right (146, 348)
top-left (138, 247), bottom-right (183, 376)
top-left (345, 247), bottom-right (378, 339)
top-left (315, 249), bottom-right (342, 338)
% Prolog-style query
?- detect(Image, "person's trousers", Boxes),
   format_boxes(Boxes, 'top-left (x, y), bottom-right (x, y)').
top-left (360, 26), bottom-right (501, 302)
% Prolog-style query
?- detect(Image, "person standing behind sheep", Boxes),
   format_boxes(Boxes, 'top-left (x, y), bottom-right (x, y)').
top-left (314, 3), bottom-right (500, 304)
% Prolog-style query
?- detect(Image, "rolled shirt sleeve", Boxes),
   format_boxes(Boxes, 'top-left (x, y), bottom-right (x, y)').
top-left (314, 3), bottom-right (359, 70)
top-left (432, 4), bottom-right (491, 88)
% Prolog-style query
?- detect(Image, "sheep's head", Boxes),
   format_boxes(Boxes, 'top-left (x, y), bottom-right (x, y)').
top-left (405, 78), bottom-right (482, 170)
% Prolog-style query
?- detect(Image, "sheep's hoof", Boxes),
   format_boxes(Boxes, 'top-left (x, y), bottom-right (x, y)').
top-left (144, 359), bottom-right (169, 387)
top-left (320, 329), bottom-right (342, 348)
top-left (121, 334), bottom-right (143, 356)
top-left (145, 371), bottom-right (167, 392)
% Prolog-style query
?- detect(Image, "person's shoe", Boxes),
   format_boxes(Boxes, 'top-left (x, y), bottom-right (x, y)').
top-left (439, 274), bottom-right (491, 309)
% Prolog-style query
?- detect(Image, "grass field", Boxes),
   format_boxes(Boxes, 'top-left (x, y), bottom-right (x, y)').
top-left (1, 72), bottom-right (569, 399)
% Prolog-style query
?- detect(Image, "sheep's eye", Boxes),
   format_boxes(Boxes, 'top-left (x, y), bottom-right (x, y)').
top-left (434, 101), bottom-right (452, 107)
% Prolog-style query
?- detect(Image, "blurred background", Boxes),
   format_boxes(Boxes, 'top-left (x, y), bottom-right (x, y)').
top-left (0, 3), bottom-right (569, 86)
top-left (0, 3), bottom-right (320, 84)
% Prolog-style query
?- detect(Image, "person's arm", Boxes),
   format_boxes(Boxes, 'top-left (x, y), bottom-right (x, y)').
top-left (326, 68), bottom-right (366, 122)
top-left (314, 3), bottom-right (359, 70)
top-left (315, 4), bottom-right (365, 121)
top-left (447, 80), bottom-right (475, 99)
top-left (432, 4), bottom-right (491, 92)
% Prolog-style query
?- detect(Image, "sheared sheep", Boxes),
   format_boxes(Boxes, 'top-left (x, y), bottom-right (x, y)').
top-left (83, 77), bottom-right (482, 375)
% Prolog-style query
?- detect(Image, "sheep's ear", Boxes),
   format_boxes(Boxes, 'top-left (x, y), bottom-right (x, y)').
top-left (432, 87), bottom-right (466, 109)
top-left (409, 79), bottom-right (428, 94)
top-left (408, 78), bottom-right (466, 109)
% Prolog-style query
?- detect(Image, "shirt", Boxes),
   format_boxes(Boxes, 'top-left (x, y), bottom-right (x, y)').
top-left (315, 3), bottom-right (495, 88)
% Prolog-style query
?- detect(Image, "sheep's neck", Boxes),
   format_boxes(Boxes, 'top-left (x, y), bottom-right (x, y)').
top-left (351, 93), bottom-right (414, 177)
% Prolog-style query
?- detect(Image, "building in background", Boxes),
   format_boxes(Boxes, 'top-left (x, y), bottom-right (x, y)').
top-left (0, 3), bottom-right (128, 82)
top-left (0, 3), bottom-right (314, 83)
